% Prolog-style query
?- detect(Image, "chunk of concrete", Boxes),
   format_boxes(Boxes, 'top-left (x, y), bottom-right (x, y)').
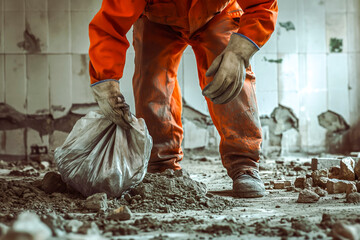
top-left (340, 157), bottom-right (355, 181)
top-left (273, 181), bottom-right (285, 189)
top-left (85, 193), bottom-right (108, 211)
top-left (329, 166), bottom-right (341, 179)
top-left (314, 187), bottom-right (328, 197)
top-left (297, 189), bottom-right (320, 203)
top-left (326, 179), bottom-right (355, 194)
top-left (107, 206), bottom-right (132, 221)
top-left (312, 169), bottom-right (329, 188)
top-left (294, 176), bottom-right (306, 189)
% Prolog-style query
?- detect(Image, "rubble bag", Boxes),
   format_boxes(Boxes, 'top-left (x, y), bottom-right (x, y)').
top-left (54, 110), bottom-right (153, 197)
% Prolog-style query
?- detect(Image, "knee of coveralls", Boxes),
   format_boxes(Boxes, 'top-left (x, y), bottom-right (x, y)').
top-left (132, 16), bottom-right (187, 173)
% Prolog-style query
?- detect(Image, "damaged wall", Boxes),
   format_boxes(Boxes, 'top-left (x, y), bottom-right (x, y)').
top-left (0, 0), bottom-right (360, 160)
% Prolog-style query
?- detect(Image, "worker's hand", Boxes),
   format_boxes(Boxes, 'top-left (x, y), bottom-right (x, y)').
top-left (203, 34), bottom-right (258, 104)
top-left (91, 80), bottom-right (133, 129)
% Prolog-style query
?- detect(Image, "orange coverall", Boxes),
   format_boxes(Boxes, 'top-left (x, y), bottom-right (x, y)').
top-left (89, 0), bottom-right (278, 179)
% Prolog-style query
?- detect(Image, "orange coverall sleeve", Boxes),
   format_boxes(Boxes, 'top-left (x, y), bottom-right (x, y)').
top-left (236, 0), bottom-right (278, 48)
top-left (88, 0), bottom-right (147, 84)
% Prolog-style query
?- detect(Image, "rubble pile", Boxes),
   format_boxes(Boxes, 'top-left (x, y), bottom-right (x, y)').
top-left (293, 157), bottom-right (360, 203)
top-left (126, 169), bottom-right (236, 213)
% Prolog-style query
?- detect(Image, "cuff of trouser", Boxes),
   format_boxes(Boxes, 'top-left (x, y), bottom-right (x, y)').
top-left (147, 161), bottom-right (182, 173)
top-left (90, 79), bottom-right (119, 87)
top-left (233, 33), bottom-right (260, 50)
top-left (227, 161), bottom-right (259, 180)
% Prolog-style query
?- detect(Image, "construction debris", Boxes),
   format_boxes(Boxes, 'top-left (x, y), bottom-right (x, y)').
top-left (107, 206), bottom-right (132, 221)
top-left (340, 157), bottom-right (356, 181)
top-left (85, 193), bottom-right (108, 212)
top-left (297, 189), bottom-right (320, 203)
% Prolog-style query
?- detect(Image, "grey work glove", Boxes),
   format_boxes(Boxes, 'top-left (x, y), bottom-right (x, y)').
top-left (91, 80), bottom-right (133, 129)
top-left (203, 34), bottom-right (259, 104)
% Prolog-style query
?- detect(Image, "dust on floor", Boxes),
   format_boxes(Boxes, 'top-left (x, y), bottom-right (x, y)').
top-left (0, 151), bottom-right (359, 240)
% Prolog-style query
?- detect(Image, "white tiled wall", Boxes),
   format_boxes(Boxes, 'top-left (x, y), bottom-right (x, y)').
top-left (0, 0), bottom-right (359, 156)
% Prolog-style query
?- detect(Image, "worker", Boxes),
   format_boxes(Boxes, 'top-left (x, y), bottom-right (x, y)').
top-left (89, 0), bottom-right (278, 198)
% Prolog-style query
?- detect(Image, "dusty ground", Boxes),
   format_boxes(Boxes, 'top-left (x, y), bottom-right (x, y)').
top-left (0, 150), bottom-right (359, 240)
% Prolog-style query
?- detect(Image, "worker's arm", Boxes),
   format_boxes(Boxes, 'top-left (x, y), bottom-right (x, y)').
top-left (88, 0), bottom-right (146, 128)
top-left (89, 0), bottom-right (147, 84)
top-left (236, 0), bottom-right (278, 48)
top-left (203, 0), bottom-right (278, 104)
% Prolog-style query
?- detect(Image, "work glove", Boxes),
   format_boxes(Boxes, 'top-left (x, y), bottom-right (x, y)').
top-left (203, 34), bottom-right (258, 104)
top-left (91, 80), bottom-right (133, 129)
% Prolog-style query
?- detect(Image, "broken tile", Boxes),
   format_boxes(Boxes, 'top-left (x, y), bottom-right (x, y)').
top-left (5, 55), bottom-right (27, 113)
top-left (48, 10), bottom-right (70, 53)
top-left (26, 55), bottom-right (49, 115)
top-left (340, 157), bottom-right (355, 181)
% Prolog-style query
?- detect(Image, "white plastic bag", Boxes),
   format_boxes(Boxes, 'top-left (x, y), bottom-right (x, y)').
top-left (54, 111), bottom-right (152, 197)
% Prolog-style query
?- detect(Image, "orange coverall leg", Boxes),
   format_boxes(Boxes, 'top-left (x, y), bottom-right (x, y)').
top-left (133, 11), bottom-right (261, 179)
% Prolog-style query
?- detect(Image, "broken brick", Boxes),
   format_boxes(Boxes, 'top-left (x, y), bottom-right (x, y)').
top-left (294, 176), bottom-right (306, 189)
top-left (326, 179), bottom-right (355, 194)
top-left (273, 181), bottom-right (285, 189)
top-left (312, 169), bottom-right (328, 188)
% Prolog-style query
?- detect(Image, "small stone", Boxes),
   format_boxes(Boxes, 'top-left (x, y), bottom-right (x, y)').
top-left (64, 219), bottom-right (83, 233)
top-left (124, 193), bottom-right (132, 203)
top-left (327, 179), bottom-right (355, 194)
top-left (355, 160), bottom-right (360, 180)
top-left (85, 193), bottom-right (108, 211)
top-left (346, 192), bottom-right (360, 203)
top-left (3, 212), bottom-right (51, 240)
top-left (312, 169), bottom-right (329, 188)
top-left (304, 177), bottom-right (313, 189)
top-left (314, 187), bottom-right (327, 197)
top-left (294, 176), bottom-right (306, 189)
top-left (39, 161), bottom-right (50, 170)
top-left (297, 189), bottom-right (320, 203)
top-left (107, 206), bottom-right (132, 221)
top-left (329, 166), bottom-right (341, 179)
top-left (332, 222), bottom-right (360, 240)
top-left (346, 184), bottom-right (357, 196)
top-left (340, 157), bottom-right (355, 181)
top-left (42, 172), bottom-right (67, 194)
top-left (273, 181), bottom-right (285, 189)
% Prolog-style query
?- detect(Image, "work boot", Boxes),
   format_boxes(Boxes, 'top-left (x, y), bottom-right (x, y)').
top-left (233, 169), bottom-right (266, 198)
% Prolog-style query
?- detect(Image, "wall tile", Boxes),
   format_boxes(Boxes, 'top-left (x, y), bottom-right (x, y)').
top-left (303, 0), bottom-right (326, 53)
top-left (5, 55), bottom-right (27, 113)
top-left (5, 128), bottom-right (26, 155)
top-left (0, 9), bottom-right (4, 53)
top-left (26, 54), bottom-right (49, 115)
top-left (47, 0), bottom-right (69, 11)
top-left (121, 52), bottom-right (135, 113)
top-left (347, 53), bottom-right (360, 125)
top-left (71, 54), bottom-right (94, 104)
top-left (4, 0), bottom-right (24, 11)
top-left (347, 13), bottom-right (360, 53)
top-left (71, 11), bottom-right (94, 53)
top-left (70, 0), bottom-right (101, 11)
top-left (26, 128), bottom-right (49, 155)
top-left (25, 10), bottom-right (48, 53)
top-left (25, 0), bottom-right (46, 11)
top-left (253, 53), bottom-right (278, 92)
top-left (326, 0), bottom-right (346, 13)
top-left (278, 53), bottom-right (299, 92)
top-left (0, 55), bottom-right (4, 102)
top-left (183, 52), bottom-right (209, 115)
top-left (48, 10), bottom-right (70, 53)
top-left (277, 0), bottom-right (298, 53)
top-left (327, 54), bottom-right (348, 91)
top-left (256, 91), bottom-right (278, 116)
top-left (4, 10), bottom-right (25, 53)
top-left (305, 54), bottom-right (327, 91)
top-left (326, 13), bottom-right (347, 53)
top-left (48, 54), bottom-right (72, 119)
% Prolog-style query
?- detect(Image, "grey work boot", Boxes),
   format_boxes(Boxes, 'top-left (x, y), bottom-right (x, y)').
top-left (233, 169), bottom-right (266, 198)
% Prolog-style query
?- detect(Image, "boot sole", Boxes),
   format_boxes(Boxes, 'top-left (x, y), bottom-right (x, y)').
top-left (233, 190), bottom-right (267, 198)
